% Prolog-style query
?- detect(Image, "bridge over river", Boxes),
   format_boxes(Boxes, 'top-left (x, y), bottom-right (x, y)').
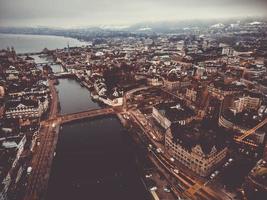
top-left (36, 62), bottom-right (58, 67)
top-left (24, 107), bottom-right (115, 200)
top-left (43, 107), bottom-right (115, 125)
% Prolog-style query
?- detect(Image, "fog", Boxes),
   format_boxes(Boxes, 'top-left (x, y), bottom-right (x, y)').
top-left (0, 0), bottom-right (266, 27)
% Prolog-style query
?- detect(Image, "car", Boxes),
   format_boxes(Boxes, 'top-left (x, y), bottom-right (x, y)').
top-left (27, 166), bottom-right (32, 175)
top-left (123, 114), bottom-right (130, 120)
top-left (150, 186), bottom-right (157, 191)
top-left (210, 174), bottom-right (215, 179)
top-left (163, 187), bottom-right (171, 193)
top-left (228, 158), bottom-right (233, 162)
top-left (214, 170), bottom-right (219, 175)
top-left (223, 162), bottom-right (230, 167)
top-left (173, 169), bottom-right (179, 174)
top-left (170, 157), bottom-right (175, 162)
top-left (156, 148), bottom-right (162, 153)
top-left (210, 171), bottom-right (219, 179)
top-left (145, 174), bottom-right (152, 178)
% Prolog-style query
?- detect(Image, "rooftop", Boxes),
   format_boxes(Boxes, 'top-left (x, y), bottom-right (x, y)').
top-left (170, 118), bottom-right (227, 155)
top-left (155, 101), bottom-right (195, 123)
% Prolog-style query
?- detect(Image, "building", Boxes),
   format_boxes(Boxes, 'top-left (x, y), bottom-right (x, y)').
top-left (152, 102), bottom-right (196, 129)
top-left (0, 86), bottom-right (4, 98)
top-left (147, 76), bottom-right (163, 86)
top-left (5, 99), bottom-right (43, 119)
top-left (163, 79), bottom-right (182, 91)
top-left (185, 85), bottom-right (204, 103)
top-left (2, 135), bottom-right (27, 168)
top-left (165, 120), bottom-right (228, 177)
top-left (222, 46), bottom-right (234, 56)
top-left (220, 93), bottom-right (266, 146)
top-left (0, 136), bottom-right (26, 200)
top-left (230, 93), bottom-right (262, 114)
top-left (4, 66), bottom-right (19, 81)
top-left (208, 80), bottom-right (245, 100)
top-left (243, 159), bottom-right (267, 200)
top-left (163, 69), bottom-right (191, 91)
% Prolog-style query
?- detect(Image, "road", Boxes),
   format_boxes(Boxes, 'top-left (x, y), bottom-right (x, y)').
top-left (23, 80), bottom-right (60, 200)
top-left (129, 108), bottom-right (232, 200)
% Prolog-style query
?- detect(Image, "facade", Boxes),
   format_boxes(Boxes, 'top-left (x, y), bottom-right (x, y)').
top-left (0, 136), bottom-right (26, 200)
top-left (5, 100), bottom-right (43, 119)
top-left (0, 86), bottom-right (4, 98)
top-left (186, 87), bottom-right (198, 102)
top-left (163, 79), bottom-right (181, 91)
top-left (222, 47), bottom-right (234, 56)
top-left (2, 136), bottom-right (27, 168)
top-left (152, 102), bottom-right (227, 177)
top-left (147, 77), bottom-right (163, 86)
top-left (208, 81), bottom-right (244, 100)
top-left (230, 95), bottom-right (261, 114)
top-left (165, 124), bottom-right (228, 177)
top-left (0, 172), bottom-right (11, 200)
top-left (163, 79), bottom-right (191, 91)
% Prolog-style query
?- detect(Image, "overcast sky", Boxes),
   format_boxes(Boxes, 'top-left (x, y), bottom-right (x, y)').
top-left (0, 0), bottom-right (266, 28)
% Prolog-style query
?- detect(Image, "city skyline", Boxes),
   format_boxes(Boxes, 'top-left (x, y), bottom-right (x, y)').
top-left (0, 0), bottom-right (267, 28)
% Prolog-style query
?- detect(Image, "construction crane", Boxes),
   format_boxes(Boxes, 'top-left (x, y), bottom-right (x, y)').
top-left (235, 117), bottom-right (267, 147)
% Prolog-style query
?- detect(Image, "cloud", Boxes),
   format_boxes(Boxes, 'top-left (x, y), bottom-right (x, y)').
top-left (0, 0), bottom-right (266, 27)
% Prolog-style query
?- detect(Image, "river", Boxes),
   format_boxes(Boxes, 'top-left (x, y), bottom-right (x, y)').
top-left (0, 34), bottom-right (149, 199)
top-left (46, 116), bottom-right (149, 200)
top-left (47, 77), bottom-right (149, 200)
top-left (47, 79), bottom-right (149, 200)
top-left (55, 79), bottom-right (100, 115)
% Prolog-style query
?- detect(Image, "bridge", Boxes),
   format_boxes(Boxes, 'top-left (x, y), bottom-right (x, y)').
top-left (60, 107), bottom-right (114, 123)
top-left (17, 52), bottom-right (44, 56)
top-left (25, 107), bottom-right (114, 200)
top-left (53, 72), bottom-right (74, 78)
top-left (233, 117), bottom-right (267, 148)
top-left (43, 107), bottom-right (115, 125)
top-left (36, 62), bottom-right (58, 67)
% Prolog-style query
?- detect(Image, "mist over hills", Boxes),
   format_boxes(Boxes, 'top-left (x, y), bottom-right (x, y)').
top-left (0, 17), bottom-right (266, 39)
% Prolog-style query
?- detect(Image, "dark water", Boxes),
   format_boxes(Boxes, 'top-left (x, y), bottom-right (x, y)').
top-left (46, 117), bottom-right (149, 200)
top-left (46, 79), bottom-right (149, 200)
top-left (56, 79), bottom-right (100, 115)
